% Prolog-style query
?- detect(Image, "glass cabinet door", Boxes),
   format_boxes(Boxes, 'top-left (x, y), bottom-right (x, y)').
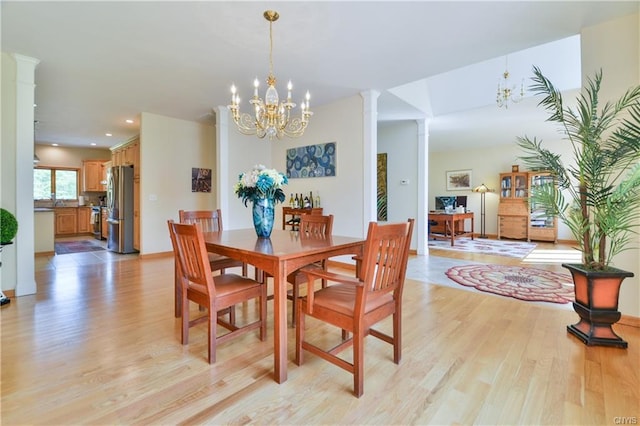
top-left (513, 173), bottom-right (528, 198)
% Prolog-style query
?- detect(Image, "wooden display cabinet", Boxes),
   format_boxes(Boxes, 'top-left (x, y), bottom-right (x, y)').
top-left (528, 172), bottom-right (558, 242)
top-left (497, 171), bottom-right (529, 240)
top-left (497, 170), bottom-right (558, 242)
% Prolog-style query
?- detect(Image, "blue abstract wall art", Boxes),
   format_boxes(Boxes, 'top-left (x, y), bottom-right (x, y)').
top-left (286, 142), bottom-right (336, 179)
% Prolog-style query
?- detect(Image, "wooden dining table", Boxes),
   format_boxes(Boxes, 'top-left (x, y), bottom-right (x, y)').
top-left (201, 228), bottom-right (365, 384)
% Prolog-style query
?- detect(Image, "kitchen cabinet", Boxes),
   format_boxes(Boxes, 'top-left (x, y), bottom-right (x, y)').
top-left (82, 160), bottom-right (106, 192)
top-left (102, 161), bottom-right (112, 188)
top-left (55, 208), bottom-right (77, 236)
top-left (77, 207), bottom-right (92, 234)
top-left (101, 207), bottom-right (109, 240)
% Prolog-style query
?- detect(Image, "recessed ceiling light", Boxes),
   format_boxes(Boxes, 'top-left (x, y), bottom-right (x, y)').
top-left (125, 119), bottom-right (134, 124)
top-left (105, 133), bottom-right (112, 137)
top-left (52, 143), bottom-right (59, 147)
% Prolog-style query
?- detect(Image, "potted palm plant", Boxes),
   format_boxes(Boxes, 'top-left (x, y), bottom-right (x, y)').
top-left (517, 66), bottom-right (640, 348)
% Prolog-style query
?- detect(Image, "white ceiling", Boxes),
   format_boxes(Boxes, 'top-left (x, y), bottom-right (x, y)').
top-left (2, 1), bottom-right (638, 151)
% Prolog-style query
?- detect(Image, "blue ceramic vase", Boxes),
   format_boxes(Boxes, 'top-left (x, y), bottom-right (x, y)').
top-left (252, 197), bottom-right (275, 238)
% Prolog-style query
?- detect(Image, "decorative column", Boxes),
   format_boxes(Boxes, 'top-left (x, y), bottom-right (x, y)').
top-left (360, 90), bottom-right (380, 237)
top-left (1, 53), bottom-right (40, 296)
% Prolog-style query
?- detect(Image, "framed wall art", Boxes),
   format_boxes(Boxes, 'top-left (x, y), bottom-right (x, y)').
top-left (377, 153), bottom-right (388, 221)
top-left (446, 169), bottom-right (472, 191)
top-left (192, 168), bottom-right (212, 192)
top-left (286, 142), bottom-right (336, 179)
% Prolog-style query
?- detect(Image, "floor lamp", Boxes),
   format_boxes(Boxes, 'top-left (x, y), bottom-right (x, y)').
top-left (473, 183), bottom-right (493, 238)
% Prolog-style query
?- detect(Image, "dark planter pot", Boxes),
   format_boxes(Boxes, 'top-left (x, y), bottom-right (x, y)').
top-left (562, 263), bottom-right (634, 349)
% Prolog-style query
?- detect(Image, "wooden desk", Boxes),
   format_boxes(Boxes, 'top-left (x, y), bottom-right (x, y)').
top-left (428, 211), bottom-right (474, 246)
top-left (201, 229), bottom-right (364, 384)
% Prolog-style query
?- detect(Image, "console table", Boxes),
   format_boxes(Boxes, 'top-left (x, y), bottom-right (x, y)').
top-left (428, 211), bottom-right (474, 246)
top-left (282, 207), bottom-right (323, 230)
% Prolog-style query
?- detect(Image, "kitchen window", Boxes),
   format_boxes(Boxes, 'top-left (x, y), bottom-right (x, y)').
top-left (34, 167), bottom-right (79, 202)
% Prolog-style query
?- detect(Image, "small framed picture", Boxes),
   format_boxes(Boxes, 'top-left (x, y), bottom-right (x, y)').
top-left (446, 169), bottom-right (472, 191)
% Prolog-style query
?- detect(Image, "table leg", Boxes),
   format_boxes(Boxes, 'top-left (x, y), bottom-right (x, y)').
top-left (449, 219), bottom-right (455, 246)
top-left (273, 262), bottom-right (287, 383)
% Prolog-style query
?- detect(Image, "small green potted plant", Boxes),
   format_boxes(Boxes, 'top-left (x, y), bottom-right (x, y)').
top-left (518, 66), bottom-right (640, 348)
top-left (1, 208), bottom-right (19, 245)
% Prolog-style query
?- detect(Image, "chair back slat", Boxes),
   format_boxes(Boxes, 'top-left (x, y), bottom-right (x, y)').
top-left (299, 214), bottom-right (333, 237)
top-left (168, 220), bottom-right (216, 298)
top-left (360, 219), bottom-right (414, 297)
top-left (179, 209), bottom-right (224, 232)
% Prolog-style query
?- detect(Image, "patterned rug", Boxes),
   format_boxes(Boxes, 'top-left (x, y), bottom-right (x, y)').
top-left (428, 237), bottom-right (536, 259)
top-left (55, 240), bottom-right (105, 255)
top-left (445, 264), bottom-right (574, 304)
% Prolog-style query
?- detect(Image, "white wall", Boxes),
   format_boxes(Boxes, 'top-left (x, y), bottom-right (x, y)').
top-left (270, 95), bottom-right (365, 238)
top-left (378, 120), bottom-right (419, 248)
top-left (34, 145), bottom-right (110, 168)
top-left (581, 13), bottom-right (640, 318)
top-left (139, 112), bottom-right (216, 255)
top-left (224, 119), bottom-right (272, 230)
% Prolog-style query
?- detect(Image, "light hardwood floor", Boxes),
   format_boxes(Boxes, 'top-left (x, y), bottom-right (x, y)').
top-left (2, 240), bottom-right (638, 424)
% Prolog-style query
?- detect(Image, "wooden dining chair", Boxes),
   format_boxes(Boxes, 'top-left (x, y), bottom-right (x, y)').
top-left (168, 220), bottom-right (266, 364)
top-left (174, 209), bottom-right (248, 317)
top-left (261, 214), bottom-right (334, 326)
top-left (295, 218), bottom-right (414, 397)
top-left (286, 213), bottom-right (334, 324)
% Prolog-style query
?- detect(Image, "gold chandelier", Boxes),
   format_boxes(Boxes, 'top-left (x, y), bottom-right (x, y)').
top-left (228, 10), bottom-right (312, 140)
top-left (496, 57), bottom-right (524, 109)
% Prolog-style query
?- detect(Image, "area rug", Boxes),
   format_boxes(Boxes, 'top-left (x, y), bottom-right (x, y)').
top-left (428, 237), bottom-right (536, 259)
top-left (55, 240), bottom-right (105, 255)
top-left (445, 264), bottom-right (574, 304)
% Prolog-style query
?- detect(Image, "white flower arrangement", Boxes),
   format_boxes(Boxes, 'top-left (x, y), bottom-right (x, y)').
top-left (234, 164), bottom-right (288, 206)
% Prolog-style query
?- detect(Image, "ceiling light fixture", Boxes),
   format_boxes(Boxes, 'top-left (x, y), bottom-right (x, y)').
top-left (496, 57), bottom-right (524, 109)
top-left (228, 10), bottom-right (312, 140)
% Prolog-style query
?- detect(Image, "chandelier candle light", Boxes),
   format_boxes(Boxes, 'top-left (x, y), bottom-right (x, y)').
top-left (228, 10), bottom-right (313, 141)
top-left (496, 57), bottom-right (524, 109)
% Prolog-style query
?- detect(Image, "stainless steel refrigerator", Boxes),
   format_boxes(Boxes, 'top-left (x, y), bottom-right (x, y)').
top-left (107, 165), bottom-right (136, 253)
